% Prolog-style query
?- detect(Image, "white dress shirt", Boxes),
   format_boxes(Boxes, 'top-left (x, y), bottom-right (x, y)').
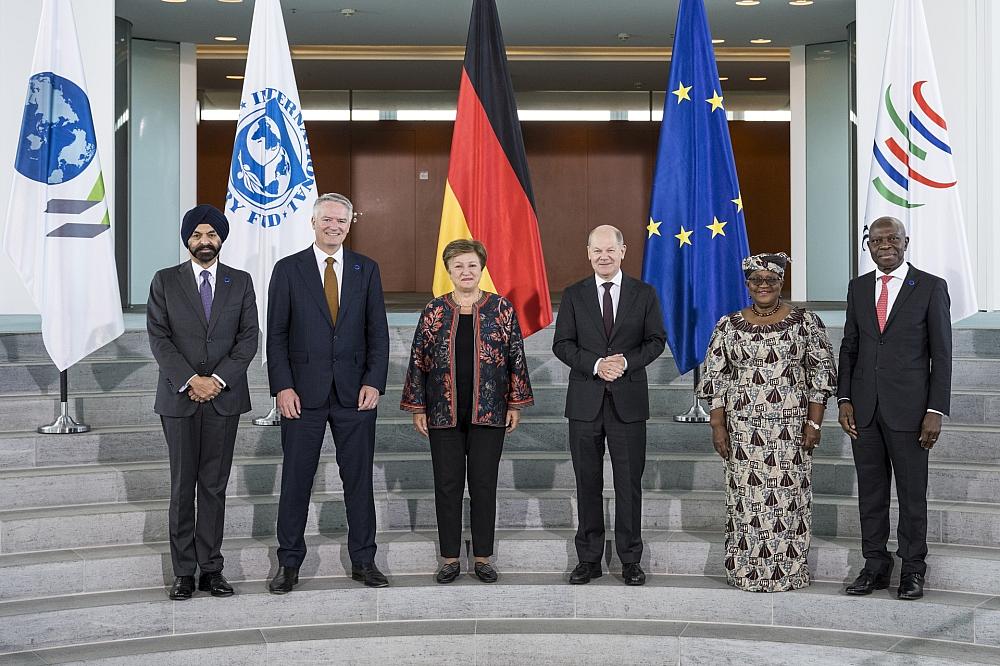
top-left (593, 270), bottom-right (626, 376)
top-left (313, 243), bottom-right (344, 308)
top-left (183, 259), bottom-right (226, 391)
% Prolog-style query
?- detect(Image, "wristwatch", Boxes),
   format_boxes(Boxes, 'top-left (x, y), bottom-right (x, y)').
top-left (805, 419), bottom-right (822, 431)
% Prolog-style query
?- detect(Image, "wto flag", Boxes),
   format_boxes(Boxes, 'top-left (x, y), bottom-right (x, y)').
top-left (642, 0), bottom-right (750, 374)
top-left (4, 0), bottom-right (124, 371)
top-left (863, 0), bottom-right (977, 321)
top-left (224, 0), bottom-right (316, 355)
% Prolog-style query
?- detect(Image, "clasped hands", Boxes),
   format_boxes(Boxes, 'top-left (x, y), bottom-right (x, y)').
top-left (187, 376), bottom-right (222, 403)
top-left (276, 385), bottom-right (380, 419)
top-left (596, 354), bottom-right (626, 382)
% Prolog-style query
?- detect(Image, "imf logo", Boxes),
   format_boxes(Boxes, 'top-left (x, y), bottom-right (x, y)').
top-left (226, 89), bottom-right (315, 228)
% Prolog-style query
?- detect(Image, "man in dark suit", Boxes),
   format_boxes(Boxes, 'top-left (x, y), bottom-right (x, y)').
top-left (147, 205), bottom-right (259, 600)
top-left (838, 215), bottom-right (952, 601)
top-left (266, 192), bottom-right (390, 593)
top-left (553, 224), bottom-right (666, 586)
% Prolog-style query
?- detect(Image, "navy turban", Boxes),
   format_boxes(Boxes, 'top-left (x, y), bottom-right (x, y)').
top-left (181, 205), bottom-right (229, 244)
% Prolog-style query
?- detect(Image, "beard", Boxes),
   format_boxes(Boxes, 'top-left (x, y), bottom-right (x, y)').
top-left (190, 243), bottom-right (219, 262)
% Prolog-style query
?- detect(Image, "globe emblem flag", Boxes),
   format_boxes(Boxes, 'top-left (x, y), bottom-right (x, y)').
top-left (226, 94), bottom-right (313, 225)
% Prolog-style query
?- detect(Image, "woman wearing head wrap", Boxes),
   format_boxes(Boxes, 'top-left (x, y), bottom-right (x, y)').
top-left (697, 252), bottom-right (837, 592)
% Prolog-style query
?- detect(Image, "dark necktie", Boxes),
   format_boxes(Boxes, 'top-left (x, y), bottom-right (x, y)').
top-left (325, 257), bottom-right (339, 323)
top-left (199, 270), bottom-right (212, 321)
top-left (602, 282), bottom-right (614, 338)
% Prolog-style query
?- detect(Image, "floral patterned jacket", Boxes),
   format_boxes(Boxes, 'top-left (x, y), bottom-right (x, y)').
top-left (400, 292), bottom-right (534, 428)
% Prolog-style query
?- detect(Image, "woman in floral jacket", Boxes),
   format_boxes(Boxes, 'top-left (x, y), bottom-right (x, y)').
top-left (401, 239), bottom-right (533, 585)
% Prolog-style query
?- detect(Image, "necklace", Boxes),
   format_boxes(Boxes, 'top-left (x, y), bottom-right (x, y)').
top-left (454, 290), bottom-right (482, 308)
top-left (751, 300), bottom-right (781, 317)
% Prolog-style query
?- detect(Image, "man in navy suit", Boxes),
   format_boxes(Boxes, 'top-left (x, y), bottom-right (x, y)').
top-left (266, 193), bottom-right (390, 593)
top-left (838, 215), bottom-right (952, 601)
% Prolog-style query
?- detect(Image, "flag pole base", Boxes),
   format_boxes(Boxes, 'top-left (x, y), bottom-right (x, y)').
top-left (673, 400), bottom-right (710, 423)
top-left (253, 399), bottom-right (281, 427)
top-left (37, 402), bottom-right (90, 434)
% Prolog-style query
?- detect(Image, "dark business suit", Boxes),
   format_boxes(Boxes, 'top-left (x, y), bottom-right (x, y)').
top-left (147, 262), bottom-right (259, 577)
top-left (838, 263), bottom-right (952, 576)
top-left (267, 246), bottom-right (389, 567)
top-left (552, 274), bottom-right (666, 563)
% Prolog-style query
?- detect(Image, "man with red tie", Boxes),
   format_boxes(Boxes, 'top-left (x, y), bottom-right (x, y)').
top-left (837, 216), bottom-right (952, 601)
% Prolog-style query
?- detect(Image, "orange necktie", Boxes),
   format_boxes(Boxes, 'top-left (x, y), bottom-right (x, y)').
top-left (876, 274), bottom-right (892, 332)
top-left (324, 257), bottom-right (339, 324)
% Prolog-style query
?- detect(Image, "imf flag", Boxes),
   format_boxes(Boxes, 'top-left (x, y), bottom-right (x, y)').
top-left (862, 0), bottom-right (977, 322)
top-left (224, 0), bottom-right (316, 357)
top-left (4, 0), bottom-right (124, 371)
top-left (642, 0), bottom-right (750, 375)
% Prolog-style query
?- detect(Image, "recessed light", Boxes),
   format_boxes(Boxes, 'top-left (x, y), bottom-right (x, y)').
top-left (218, 0), bottom-right (243, 3)
top-left (749, 76), bottom-right (768, 81)
top-left (750, 38), bottom-right (772, 44)
top-left (712, 38), bottom-right (725, 44)
top-left (214, 36), bottom-right (238, 42)
top-left (226, 75), bottom-right (244, 80)
top-left (341, 8), bottom-right (357, 17)
top-left (161, 0), bottom-right (187, 3)
top-left (719, 77), bottom-right (730, 81)
top-left (820, 49), bottom-right (835, 54)
top-left (789, 0), bottom-right (814, 5)
top-left (735, 0), bottom-right (760, 5)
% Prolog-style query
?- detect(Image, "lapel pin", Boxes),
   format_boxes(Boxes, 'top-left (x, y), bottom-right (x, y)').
top-left (223, 276), bottom-right (231, 284)
top-left (906, 279), bottom-right (915, 286)
top-left (354, 264), bottom-right (361, 271)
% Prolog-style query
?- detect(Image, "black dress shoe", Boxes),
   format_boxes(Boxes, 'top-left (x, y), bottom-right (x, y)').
top-left (436, 561), bottom-right (461, 584)
top-left (897, 573), bottom-right (925, 600)
top-left (568, 561), bottom-right (602, 585)
top-left (352, 562), bottom-right (389, 588)
top-left (622, 562), bottom-right (646, 586)
top-left (168, 576), bottom-right (195, 600)
top-left (474, 562), bottom-right (499, 583)
top-left (845, 569), bottom-right (891, 596)
top-left (198, 571), bottom-right (234, 597)
top-left (268, 566), bottom-right (299, 595)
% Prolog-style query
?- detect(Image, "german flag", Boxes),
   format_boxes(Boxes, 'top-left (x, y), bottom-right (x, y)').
top-left (432, 0), bottom-right (552, 336)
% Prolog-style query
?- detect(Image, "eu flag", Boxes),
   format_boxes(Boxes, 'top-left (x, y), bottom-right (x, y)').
top-left (641, 0), bottom-right (751, 375)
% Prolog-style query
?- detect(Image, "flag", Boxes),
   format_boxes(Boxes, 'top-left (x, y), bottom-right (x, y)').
top-left (641, 0), bottom-right (750, 374)
top-left (862, 0), bottom-right (977, 321)
top-left (224, 0), bottom-right (316, 357)
top-left (4, 0), bottom-right (124, 372)
top-left (433, 0), bottom-right (551, 336)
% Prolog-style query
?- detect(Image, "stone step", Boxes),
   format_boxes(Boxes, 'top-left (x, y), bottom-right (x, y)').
top-left (1, 528), bottom-right (999, 603)
top-left (2, 383), bottom-right (998, 434)
top-left (6, 618), bottom-right (1000, 666)
top-left (3, 451), bottom-right (998, 511)
top-left (3, 419), bottom-right (998, 470)
top-left (1, 488), bottom-right (998, 555)
top-left (0, 574), bottom-right (998, 654)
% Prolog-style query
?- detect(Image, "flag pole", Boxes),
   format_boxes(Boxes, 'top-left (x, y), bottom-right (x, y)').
top-left (674, 366), bottom-right (710, 423)
top-left (253, 397), bottom-right (280, 427)
top-left (37, 369), bottom-right (90, 434)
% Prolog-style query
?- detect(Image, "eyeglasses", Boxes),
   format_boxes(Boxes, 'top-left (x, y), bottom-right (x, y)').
top-left (747, 277), bottom-right (781, 288)
top-left (866, 235), bottom-right (903, 247)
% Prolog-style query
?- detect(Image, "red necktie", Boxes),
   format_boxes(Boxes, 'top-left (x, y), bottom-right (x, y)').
top-left (876, 274), bottom-right (892, 332)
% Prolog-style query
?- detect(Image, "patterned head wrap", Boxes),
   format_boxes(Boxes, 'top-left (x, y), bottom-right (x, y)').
top-left (742, 252), bottom-right (790, 279)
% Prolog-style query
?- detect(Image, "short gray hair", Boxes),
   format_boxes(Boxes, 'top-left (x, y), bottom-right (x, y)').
top-left (313, 192), bottom-right (355, 221)
top-left (587, 225), bottom-right (625, 247)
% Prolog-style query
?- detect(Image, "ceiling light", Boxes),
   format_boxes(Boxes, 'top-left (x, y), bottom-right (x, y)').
top-left (719, 77), bottom-right (730, 81)
top-left (161, 0), bottom-right (187, 3)
top-left (749, 76), bottom-right (767, 81)
top-left (218, 0), bottom-right (243, 3)
top-left (712, 38), bottom-right (725, 44)
top-left (789, 0), bottom-right (814, 5)
top-left (735, 1), bottom-right (760, 5)
top-left (617, 32), bottom-right (631, 41)
top-left (341, 8), bottom-right (357, 17)
top-left (750, 38), bottom-right (772, 44)
top-left (214, 36), bottom-right (238, 42)
top-left (226, 75), bottom-right (244, 80)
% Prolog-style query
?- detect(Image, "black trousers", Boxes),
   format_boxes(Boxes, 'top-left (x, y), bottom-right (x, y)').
top-left (568, 392), bottom-right (646, 564)
top-left (853, 403), bottom-right (929, 576)
top-left (276, 390), bottom-right (377, 567)
top-left (428, 419), bottom-right (506, 558)
top-left (160, 405), bottom-right (240, 577)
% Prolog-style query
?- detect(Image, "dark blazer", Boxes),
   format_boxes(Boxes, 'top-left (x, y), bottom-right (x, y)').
top-left (266, 246), bottom-right (389, 409)
top-left (552, 273), bottom-right (667, 423)
top-left (400, 292), bottom-right (534, 428)
top-left (837, 263), bottom-right (952, 431)
top-left (147, 262), bottom-right (259, 417)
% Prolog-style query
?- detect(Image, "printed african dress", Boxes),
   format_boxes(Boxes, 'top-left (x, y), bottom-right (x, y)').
top-left (697, 307), bottom-right (837, 592)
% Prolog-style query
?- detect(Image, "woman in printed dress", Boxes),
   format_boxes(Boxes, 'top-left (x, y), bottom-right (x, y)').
top-left (401, 239), bottom-right (533, 585)
top-left (698, 252), bottom-right (837, 592)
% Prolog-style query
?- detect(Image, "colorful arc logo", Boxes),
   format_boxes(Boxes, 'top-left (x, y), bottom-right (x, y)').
top-left (872, 80), bottom-right (956, 209)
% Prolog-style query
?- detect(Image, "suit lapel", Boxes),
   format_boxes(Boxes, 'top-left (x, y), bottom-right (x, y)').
top-left (295, 248), bottom-right (335, 330)
top-left (339, 250), bottom-right (361, 323)
top-left (177, 263), bottom-right (208, 329)
top-left (206, 264), bottom-right (235, 333)
top-left (579, 279), bottom-right (608, 341)
top-left (609, 274), bottom-right (637, 341)
top-left (883, 265), bottom-right (918, 333)
top-left (856, 272), bottom-right (878, 335)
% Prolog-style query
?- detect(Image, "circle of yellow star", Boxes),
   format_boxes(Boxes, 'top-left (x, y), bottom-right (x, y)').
top-left (707, 216), bottom-right (728, 238)
top-left (674, 226), bottom-right (694, 247)
top-left (647, 218), bottom-right (662, 237)
top-left (672, 82), bottom-right (692, 103)
top-left (732, 193), bottom-right (743, 212)
top-left (706, 90), bottom-right (725, 112)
